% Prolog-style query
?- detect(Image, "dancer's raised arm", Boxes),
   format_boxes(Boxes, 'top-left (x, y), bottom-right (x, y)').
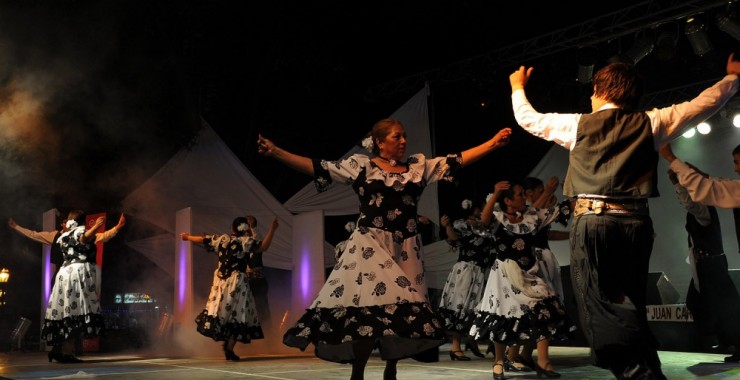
top-left (257, 134), bottom-right (314, 176)
top-left (459, 128), bottom-right (511, 167)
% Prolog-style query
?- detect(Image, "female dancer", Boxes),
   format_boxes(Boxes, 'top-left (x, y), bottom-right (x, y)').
top-left (471, 182), bottom-right (568, 379)
top-left (437, 194), bottom-right (501, 360)
top-left (180, 216), bottom-right (278, 361)
top-left (505, 176), bottom-right (573, 372)
top-left (258, 119), bottom-right (511, 380)
top-left (42, 211), bottom-right (125, 363)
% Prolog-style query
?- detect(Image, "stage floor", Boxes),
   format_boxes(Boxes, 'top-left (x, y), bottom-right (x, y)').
top-left (1, 345), bottom-right (739, 379)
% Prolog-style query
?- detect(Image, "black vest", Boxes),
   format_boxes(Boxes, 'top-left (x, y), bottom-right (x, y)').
top-left (686, 206), bottom-right (724, 255)
top-left (564, 109), bottom-right (659, 197)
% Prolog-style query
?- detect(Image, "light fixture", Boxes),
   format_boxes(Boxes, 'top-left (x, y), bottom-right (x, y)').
top-left (683, 128), bottom-right (696, 138)
top-left (576, 46), bottom-right (597, 84)
top-left (622, 34), bottom-right (654, 65)
top-left (0, 268), bottom-right (9, 283)
top-left (716, 11), bottom-right (740, 41)
top-left (733, 114), bottom-right (740, 128)
top-left (685, 15), bottom-right (713, 57)
top-left (696, 122), bottom-right (711, 135)
top-left (654, 22), bottom-right (678, 61)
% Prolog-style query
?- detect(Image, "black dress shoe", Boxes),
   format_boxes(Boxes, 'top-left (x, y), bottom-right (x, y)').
top-left (493, 362), bottom-right (507, 379)
top-left (532, 361), bottom-right (561, 378)
top-left (224, 349), bottom-right (240, 361)
top-left (617, 362), bottom-right (656, 380)
top-left (518, 356), bottom-right (536, 371)
top-left (61, 354), bottom-right (83, 363)
top-left (504, 358), bottom-right (533, 372)
top-left (48, 351), bottom-right (69, 363)
top-left (449, 350), bottom-right (471, 361)
top-left (466, 342), bottom-right (485, 358)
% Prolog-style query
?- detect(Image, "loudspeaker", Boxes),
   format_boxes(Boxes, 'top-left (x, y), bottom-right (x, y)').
top-left (646, 271), bottom-right (680, 305)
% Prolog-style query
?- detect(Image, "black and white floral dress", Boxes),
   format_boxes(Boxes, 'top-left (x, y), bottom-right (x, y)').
top-left (41, 225), bottom-right (105, 345)
top-left (194, 234), bottom-right (264, 343)
top-left (283, 153), bottom-right (460, 363)
top-left (438, 217), bottom-right (496, 335)
top-left (469, 207), bottom-right (568, 345)
top-left (532, 200), bottom-right (571, 302)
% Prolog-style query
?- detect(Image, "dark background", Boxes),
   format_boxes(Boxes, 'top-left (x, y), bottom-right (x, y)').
top-left (0, 0), bottom-right (738, 348)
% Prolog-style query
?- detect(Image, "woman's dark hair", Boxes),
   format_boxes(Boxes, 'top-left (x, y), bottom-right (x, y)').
top-left (497, 183), bottom-right (521, 211)
top-left (520, 177), bottom-right (543, 192)
top-left (232, 216), bottom-right (249, 237)
top-left (67, 210), bottom-right (86, 225)
top-left (733, 144), bottom-right (740, 156)
top-left (369, 119), bottom-right (403, 155)
top-left (592, 62), bottom-right (643, 111)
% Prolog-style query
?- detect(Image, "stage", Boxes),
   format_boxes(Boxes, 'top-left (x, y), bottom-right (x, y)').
top-left (1, 345), bottom-right (739, 379)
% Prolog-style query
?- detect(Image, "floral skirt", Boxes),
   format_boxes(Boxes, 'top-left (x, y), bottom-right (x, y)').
top-left (41, 262), bottom-right (105, 345)
top-left (535, 247), bottom-right (564, 301)
top-left (195, 271), bottom-right (264, 343)
top-left (469, 259), bottom-right (568, 345)
top-left (283, 228), bottom-right (445, 363)
top-left (438, 261), bottom-right (487, 335)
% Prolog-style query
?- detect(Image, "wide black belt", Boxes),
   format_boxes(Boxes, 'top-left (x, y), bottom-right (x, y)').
top-left (574, 197), bottom-right (649, 217)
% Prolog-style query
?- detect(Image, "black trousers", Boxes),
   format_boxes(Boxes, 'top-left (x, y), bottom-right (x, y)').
top-left (686, 253), bottom-right (740, 348)
top-left (570, 213), bottom-right (663, 378)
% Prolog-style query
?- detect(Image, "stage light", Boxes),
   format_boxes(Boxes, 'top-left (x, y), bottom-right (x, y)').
top-left (685, 15), bottom-right (713, 57)
top-left (576, 46), bottom-right (597, 84)
top-left (716, 12), bottom-right (740, 41)
top-left (654, 22), bottom-right (678, 61)
top-left (0, 268), bottom-right (8, 283)
top-left (733, 114), bottom-right (740, 128)
top-left (683, 128), bottom-right (696, 138)
top-left (696, 122), bottom-right (711, 135)
top-left (622, 34), bottom-right (654, 65)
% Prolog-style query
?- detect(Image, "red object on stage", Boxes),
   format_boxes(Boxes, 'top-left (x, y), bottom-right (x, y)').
top-left (82, 336), bottom-right (100, 352)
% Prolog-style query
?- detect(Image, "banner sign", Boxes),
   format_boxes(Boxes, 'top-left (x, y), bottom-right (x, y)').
top-left (646, 304), bottom-right (693, 322)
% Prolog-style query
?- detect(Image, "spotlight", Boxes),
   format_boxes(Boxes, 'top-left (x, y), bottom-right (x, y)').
top-left (622, 34), bottom-right (654, 65)
top-left (716, 11), bottom-right (740, 41)
top-left (683, 128), bottom-right (696, 138)
top-left (696, 122), bottom-right (711, 135)
top-left (576, 46), bottom-right (597, 84)
top-left (685, 15), bottom-right (713, 57)
top-left (733, 114), bottom-right (740, 128)
top-left (654, 23), bottom-right (678, 61)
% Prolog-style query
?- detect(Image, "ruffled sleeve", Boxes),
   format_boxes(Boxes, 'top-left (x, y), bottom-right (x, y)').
top-left (312, 154), bottom-right (370, 193)
top-left (239, 236), bottom-right (261, 253)
top-left (445, 219), bottom-right (468, 249)
top-left (202, 235), bottom-right (215, 252)
top-left (408, 153), bottom-right (463, 185)
top-left (203, 234), bottom-right (229, 253)
top-left (533, 205), bottom-right (561, 230)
